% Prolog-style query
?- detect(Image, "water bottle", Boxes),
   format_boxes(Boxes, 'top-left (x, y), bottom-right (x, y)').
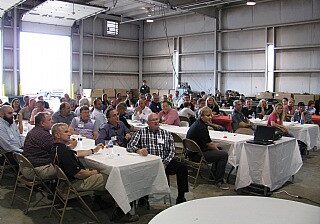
top-left (300, 117), bottom-right (305, 125)
top-left (78, 134), bottom-right (83, 148)
top-left (252, 112), bottom-right (255, 119)
top-left (107, 139), bottom-right (113, 148)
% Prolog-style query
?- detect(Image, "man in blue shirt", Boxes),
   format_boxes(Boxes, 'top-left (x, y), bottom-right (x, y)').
top-left (95, 109), bottom-right (131, 147)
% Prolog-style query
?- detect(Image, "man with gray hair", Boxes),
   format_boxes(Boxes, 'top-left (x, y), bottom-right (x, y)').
top-left (52, 102), bottom-right (76, 125)
top-left (231, 100), bottom-right (254, 134)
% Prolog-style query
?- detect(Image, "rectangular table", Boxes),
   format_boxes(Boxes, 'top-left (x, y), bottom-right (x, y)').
top-left (235, 137), bottom-right (303, 191)
top-left (74, 138), bottom-right (170, 213)
top-left (250, 119), bottom-right (320, 150)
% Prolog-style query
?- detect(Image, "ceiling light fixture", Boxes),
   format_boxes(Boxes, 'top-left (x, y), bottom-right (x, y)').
top-left (246, 1), bottom-right (256, 5)
top-left (146, 19), bottom-right (154, 23)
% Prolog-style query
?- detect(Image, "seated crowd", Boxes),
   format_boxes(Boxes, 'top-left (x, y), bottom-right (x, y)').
top-left (0, 86), bottom-right (319, 222)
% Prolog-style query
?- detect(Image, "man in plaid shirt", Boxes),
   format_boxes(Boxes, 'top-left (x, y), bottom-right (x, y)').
top-left (127, 113), bottom-right (189, 204)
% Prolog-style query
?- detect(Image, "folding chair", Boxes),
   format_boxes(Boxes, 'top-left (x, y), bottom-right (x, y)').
top-left (11, 153), bottom-right (53, 214)
top-left (49, 165), bottom-right (100, 224)
top-left (182, 139), bottom-right (214, 187)
top-left (179, 121), bottom-right (189, 127)
top-left (171, 132), bottom-right (184, 161)
top-left (179, 116), bottom-right (190, 123)
top-left (0, 147), bottom-right (17, 184)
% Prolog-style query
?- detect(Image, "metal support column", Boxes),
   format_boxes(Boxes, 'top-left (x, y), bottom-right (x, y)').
top-left (217, 9), bottom-right (222, 92)
top-left (213, 18), bottom-right (218, 95)
top-left (138, 21), bottom-right (143, 86)
top-left (92, 16), bottom-right (98, 89)
top-left (79, 19), bottom-right (84, 94)
top-left (13, 7), bottom-right (18, 95)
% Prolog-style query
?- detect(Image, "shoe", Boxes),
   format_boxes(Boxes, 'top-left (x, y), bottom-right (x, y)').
top-left (137, 196), bottom-right (150, 209)
top-left (111, 208), bottom-right (139, 223)
top-left (216, 182), bottom-right (229, 190)
top-left (176, 197), bottom-right (186, 204)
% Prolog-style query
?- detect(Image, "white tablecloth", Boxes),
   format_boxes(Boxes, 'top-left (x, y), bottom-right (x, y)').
top-left (74, 138), bottom-right (170, 213)
top-left (250, 119), bottom-right (320, 150)
top-left (220, 108), bottom-right (233, 115)
top-left (149, 196), bottom-right (320, 224)
top-left (236, 137), bottom-right (303, 191)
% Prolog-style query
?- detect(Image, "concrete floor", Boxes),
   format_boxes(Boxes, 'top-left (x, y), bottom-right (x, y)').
top-left (0, 149), bottom-right (319, 224)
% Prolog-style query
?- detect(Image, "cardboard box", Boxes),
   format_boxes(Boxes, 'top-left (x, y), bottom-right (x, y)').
top-left (130, 89), bottom-right (139, 98)
top-left (115, 89), bottom-right (127, 97)
top-left (256, 92), bottom-right (273, 99)
top-left (158, 89), bottom-right (169, 97)
top-left (103, 89), bottom-right (115, 98)
top-left (91, 89), bottom-right (104, 98)
top-left (274, 92), bottom-right (293, 100)
top-left (293, 94), bottom-right (315, 105)
top-left (83, 89), bottom-right (92, 98)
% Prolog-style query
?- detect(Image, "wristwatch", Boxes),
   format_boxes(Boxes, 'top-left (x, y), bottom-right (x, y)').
top-left (91, 149), bottom-right (94, 154)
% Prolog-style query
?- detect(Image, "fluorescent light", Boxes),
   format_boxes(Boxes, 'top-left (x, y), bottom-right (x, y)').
top-left (246, 1), bottom-right (256, 5)
top-left (146, 19), bottom-right (153, 23)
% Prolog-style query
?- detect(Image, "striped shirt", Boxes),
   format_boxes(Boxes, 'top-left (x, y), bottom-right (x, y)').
top-left (127, 127), bottom-right (175, 165)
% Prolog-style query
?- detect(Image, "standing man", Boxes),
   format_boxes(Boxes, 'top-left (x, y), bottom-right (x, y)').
top-left (139, 80), bottom-right (150, 95)
top-left (96, 109), bottom-right (131, 147)
top-left (127, 113), bottom-right (189, 204)
top-left (186, 106), bottom-right (229, 190)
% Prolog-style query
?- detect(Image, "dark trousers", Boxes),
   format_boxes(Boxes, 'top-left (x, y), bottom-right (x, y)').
top-left (0, 152), bottom-right (17, 166)
top-left (165, 158), bottom-right (189, 194)
top-left (202, 149), bottom-right (228, 183)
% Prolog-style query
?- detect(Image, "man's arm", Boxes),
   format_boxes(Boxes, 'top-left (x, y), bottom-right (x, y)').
top-left (163, 133), bottom-right (175, 165)
top-left (164, 110), bottom-right (178, 125)
top-left (95, 125), bottom-right (108, 145)
top-left (0, 135), bottom-right (23, 153)
top-left (127, 130), bottom-right (142, 153)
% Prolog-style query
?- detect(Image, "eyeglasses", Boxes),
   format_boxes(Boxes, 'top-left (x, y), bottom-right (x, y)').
top-left (149, 119), bottom-right (159, 123)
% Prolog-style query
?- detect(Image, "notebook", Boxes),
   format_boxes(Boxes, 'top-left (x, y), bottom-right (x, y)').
top-left (246, 125), bottom-right (276, 145)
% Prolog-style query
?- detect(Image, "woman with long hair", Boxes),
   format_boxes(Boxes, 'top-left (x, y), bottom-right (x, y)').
top-left (206, 96), bottom-right (220, 115)
top-left (11, 98), bottom-right (21, 119)
top-left (267, 103), bottom-right (290, 136)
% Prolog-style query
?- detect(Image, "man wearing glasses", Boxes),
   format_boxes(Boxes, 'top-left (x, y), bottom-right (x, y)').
top-left (127, 113), bottom-right (189, 205)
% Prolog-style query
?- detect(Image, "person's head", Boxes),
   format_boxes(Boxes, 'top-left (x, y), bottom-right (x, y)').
top-left (116, 93), bottom-right (122, 99)
top-left (282, 98), bottom-right (288, 106)
top-left (51, 123), bottom-right (71, 144)
top-left (60, 97), bottom-right (66, 103)
top-left (233, 100), bottom-right (242, 112)
top-left (145, 94), bottom-right (151, 101)
top-left (184, 94), bottom-right (190, 102)
top-left (206, 96), bottom-right (214, 107)
top-left (183, 102), bottom-right (191, 108)
top-left (197, 98), bottom-right (206, 109)
top-left (79, 97), bottom-right (90, 107)
top-left (199, 106), bottom-right (212, 123)
top-left (288, 98), bottom-right (294, 107)
top-left (162, 101), bottom-right (171, 113)
top-left (110, 100), bottom-right (116, 107)
top-left (142, 80), bottom-right (147, 85)
top-left (29, 98), bottom-right (36, 109)
top-left (168, 94), bottom-right (173, 100)
top-left (36, 100), bottom-right (45, 111)
top-left (274, 103), bottom-right (284, 118)
top-left (126, 91), bottom-right (133, 99)
top-left (297, 102), bottom-right (305, 113)
top-left (308, 100), bottom-right (315, 108)
top-left (102, 93), bottom-right (108, 102)
top-left (245, 99), bottom-right (252, 108)
top-left (76, 93), bottom-right (82, 101)
top-left (138, 99), bottom-right (146, 109)
top-left (11, 98), bottom-right (20, 111)
top-left (64, 93), bottom-right (70, 100)
top-left (116, 102), bottom-right (127, 115)
top-left (23, 95), bottom-right (30, 106)
top-left (35, 112), bottom-right (52, 130)
top-left (152, 94), bottom-right (160, 103)
top-left (147, 113), bottom-right (160, 131)
top-left (38, 96), bottom-right (44, 101)
top-left (106, 108), bottom-right (119, 125)
top-left (162, 95), bottom-right (168, 102)
top-left (59, 102), bottom-right (71, 116)
top-left (0, 105), bottom-right (14, 125)
top-left (93, 98), bottom-right (102, 110)
top-left (80, 105), bottom-right (90, 122)
top-left (175, 90), bottom-right (179, 97)
top-left (200, 91), bottom-right (205, 96)
top-left (258, 99), bottom-right (267, 108)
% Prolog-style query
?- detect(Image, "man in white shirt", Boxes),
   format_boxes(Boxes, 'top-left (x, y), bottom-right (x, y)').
top-left (91, 98), bottom-right (106, 127)
top-left (0, 105), bottom-right (25, 154)
top-left (30, 100), bottom-right (53, 125)
top-left (179, 102), bottom-right (196, 119)
top-left (132, 99), bottom-right (152, 121)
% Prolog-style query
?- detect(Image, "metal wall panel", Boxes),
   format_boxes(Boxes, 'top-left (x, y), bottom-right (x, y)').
top-left (275, 73), bottom-right (320, 93)
top-left (83, 74), bottom-right (138, 89)
top-left (143, 58), bottom-right (172, 72)
top-left (181, 74), bottom-right (215, 94)
top-left (82, 56), bottom-right (138, 72)
top-left (222, 30), bottom-right (264, 50)
top-left (222, 52), bottom-right (265, 70)
top-left (280, 0), bottom-right (313, 23)
top-left (181, 34), bottom-right (214, 53)
top-left (143, 39), bottom-right (173, 56)
top-left (221, 73), bottom-right (265, 96)
top-left (143, 75), bottom-right (173, 90)
top-left (181, 55), bottom-right (214, 71)
top-left (222, 5), bottom-right (253, 29)
top-left (276, 50), bottom-right (320, 70)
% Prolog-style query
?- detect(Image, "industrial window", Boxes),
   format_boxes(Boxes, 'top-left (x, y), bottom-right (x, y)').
top-left (106, 20), bottom-right (118, 35)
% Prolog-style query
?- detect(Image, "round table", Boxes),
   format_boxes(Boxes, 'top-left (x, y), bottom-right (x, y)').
top-left (149, 196), bottom-right (320, 224)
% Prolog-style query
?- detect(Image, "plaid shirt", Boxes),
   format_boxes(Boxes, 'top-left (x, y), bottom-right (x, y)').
top-left (127, 127), bottom-right (175, 165)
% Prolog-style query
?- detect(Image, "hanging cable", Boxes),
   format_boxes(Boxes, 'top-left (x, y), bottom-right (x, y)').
top-left (274, 190), bottom-right (320, 206)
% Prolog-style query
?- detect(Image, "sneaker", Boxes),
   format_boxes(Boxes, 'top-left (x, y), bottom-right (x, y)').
top-left (176, 197), bottom-right (186, 204)
top-left (216, 182), bottom-right (229, 190)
